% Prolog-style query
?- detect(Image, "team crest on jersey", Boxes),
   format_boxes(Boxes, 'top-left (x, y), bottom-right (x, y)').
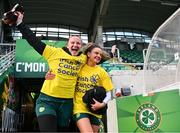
top-left (76, 60), bottom-right (82, 67)
top-left (90, 74), bottom-right (100, 84)
top-left (135, 103), bottom-right (161, 132)
top-left (39, 106), bottom-right (45, 113)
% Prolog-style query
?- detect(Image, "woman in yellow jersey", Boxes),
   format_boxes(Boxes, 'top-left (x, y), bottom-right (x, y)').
top-left (73, 45), bottom-right (114, 133)
top-left (45, 44), bottom-right (116, 132)
top-left (4, 9), bottom-right (87, 132)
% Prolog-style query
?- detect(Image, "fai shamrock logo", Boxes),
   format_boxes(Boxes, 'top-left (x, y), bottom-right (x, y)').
top-left (142, 110), bottom-right (155, 125)
top-left (135, 103), bottom-right (161, 132)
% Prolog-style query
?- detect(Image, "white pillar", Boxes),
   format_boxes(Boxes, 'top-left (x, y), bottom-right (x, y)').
top-left (107, 99), bottom-right (119, 132)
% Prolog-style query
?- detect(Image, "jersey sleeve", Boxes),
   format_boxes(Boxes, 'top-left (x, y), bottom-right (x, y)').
top-left (101, 68), bottom-right (114, 91)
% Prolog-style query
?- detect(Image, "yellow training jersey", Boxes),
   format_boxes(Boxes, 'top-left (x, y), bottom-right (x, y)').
top-left (41, 45), bottom-right (87, 98)
top-left (73, 64), bottom-right (113, 118)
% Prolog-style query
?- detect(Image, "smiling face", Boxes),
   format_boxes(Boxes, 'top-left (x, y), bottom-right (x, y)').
top-left (67, 36), bottom-right (82, 56)
top-left (87, 47), bottom-right (102, 66)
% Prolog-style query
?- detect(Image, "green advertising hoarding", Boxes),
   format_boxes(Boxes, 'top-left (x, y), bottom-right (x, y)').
top-left (15, 39), bottom-right (66, 78)
top-left (116, 89), bottom-right (180, 132)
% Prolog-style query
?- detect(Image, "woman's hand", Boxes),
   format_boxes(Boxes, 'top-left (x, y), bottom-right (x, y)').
top-left (91, 99), bottom-right (106, 111)
top-left (45, 70), bottom-right (56, 80)
top-left (2, 11), bottom-right (24, 26)
top-left (14, 11), bottom-right (24, 25)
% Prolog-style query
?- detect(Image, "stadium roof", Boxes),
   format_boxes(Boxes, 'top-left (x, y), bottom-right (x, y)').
top-left (4, 0), bottom-right (180, 40)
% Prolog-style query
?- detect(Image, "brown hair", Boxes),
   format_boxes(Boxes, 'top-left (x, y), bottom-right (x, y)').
top-left (84, 45), bottom-right (102, 55)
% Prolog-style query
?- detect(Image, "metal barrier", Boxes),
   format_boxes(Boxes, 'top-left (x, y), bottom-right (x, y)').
top-left (0, 43), bottom-right (15, 56)
top-left (0, 49), bottom-right (15, 76)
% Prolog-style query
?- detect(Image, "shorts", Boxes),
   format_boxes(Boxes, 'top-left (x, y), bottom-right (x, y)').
top-left (35, 93), bottom-right (73, 127)
top-left (73, 113), bottom-right (101, 126)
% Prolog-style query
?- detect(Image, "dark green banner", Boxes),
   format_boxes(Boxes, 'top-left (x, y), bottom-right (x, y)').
top-left (15, 39), bottom-right (66, 78)
top-left (116, 89), bottom-right (180, 132)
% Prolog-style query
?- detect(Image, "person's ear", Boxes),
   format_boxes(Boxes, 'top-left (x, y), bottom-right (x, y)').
top-left (87, 52), bottom-right (90, 57)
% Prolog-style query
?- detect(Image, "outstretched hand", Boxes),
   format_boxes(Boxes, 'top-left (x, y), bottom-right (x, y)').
top-left (2, 11), bottom-right (24, 26)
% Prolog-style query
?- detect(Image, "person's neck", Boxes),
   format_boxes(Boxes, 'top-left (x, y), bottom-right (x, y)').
top-left (87, 60), bottom-right (96, 67)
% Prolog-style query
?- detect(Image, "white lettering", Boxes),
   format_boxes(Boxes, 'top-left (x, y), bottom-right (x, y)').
top-left (16, 62), bottom-right (22, 72)
top-left (33, 63), bottom-right (39, 72)
top-left (25, 63), bottom-right (32, 72)
top-left (16, 62), bottom-right (46, 72)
